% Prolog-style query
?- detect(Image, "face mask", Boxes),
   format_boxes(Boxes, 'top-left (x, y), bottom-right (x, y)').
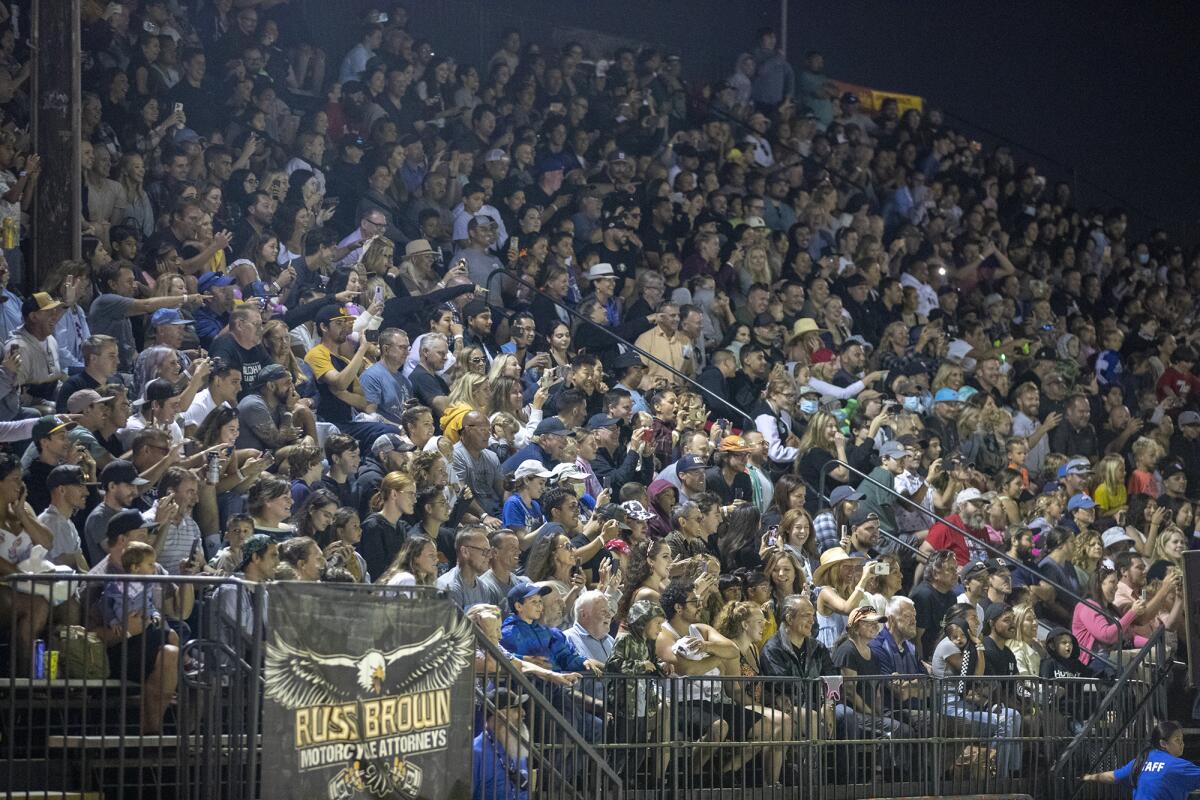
top-left (1137, 253), bottom-right (1150, 265)
top-left (902, 396), bottom-right (922, 413)
top-left (692, 287), bottom-right (715, 307)
top-left (799, 399), bottom-right (819, 415)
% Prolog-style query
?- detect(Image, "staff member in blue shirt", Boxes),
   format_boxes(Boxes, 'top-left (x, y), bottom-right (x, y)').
top-left (1083, 721), bottom-right (1200, 799)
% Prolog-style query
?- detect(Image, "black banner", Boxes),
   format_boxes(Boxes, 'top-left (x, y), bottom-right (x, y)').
top-left (262, 584), bottom-right (475, 800)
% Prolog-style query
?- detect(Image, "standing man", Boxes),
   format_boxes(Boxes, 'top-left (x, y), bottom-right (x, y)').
top-left (88, 263), bottom-right (192, 372)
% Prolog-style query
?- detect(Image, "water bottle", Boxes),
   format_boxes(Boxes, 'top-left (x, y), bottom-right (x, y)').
top-left (206, 451), bottom-right (221, 485)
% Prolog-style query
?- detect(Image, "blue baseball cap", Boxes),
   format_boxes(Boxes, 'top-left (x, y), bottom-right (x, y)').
top-left (197, 272), bottom-right (236, 292)
top-left (1067, 493), bottom-right (1096, 511)
top-left (933, 388), bottom-right (961, 404)
top-left (677, 454), bottom-right (706, 473)
top-left (507, 583), bottom-right (552, 609)
top-left (150, 308), bottom-right (193, 327)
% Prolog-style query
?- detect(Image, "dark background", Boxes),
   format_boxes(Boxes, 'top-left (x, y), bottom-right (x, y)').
top-left (301, 0), bottom-right (1199, 239)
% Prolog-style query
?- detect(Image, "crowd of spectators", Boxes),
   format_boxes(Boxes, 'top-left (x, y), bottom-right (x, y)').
top-left (0, 0), bottom-right (1193, 793)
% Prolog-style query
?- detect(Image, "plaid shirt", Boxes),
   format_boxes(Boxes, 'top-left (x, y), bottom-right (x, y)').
top-left (814, 510), bottom-right (841, 555)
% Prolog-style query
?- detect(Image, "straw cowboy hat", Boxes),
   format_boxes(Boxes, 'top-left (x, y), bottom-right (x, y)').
top-left (812, 546), bottom-right (865, 586)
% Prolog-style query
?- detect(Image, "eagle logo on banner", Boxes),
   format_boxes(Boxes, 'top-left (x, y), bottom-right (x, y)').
top-left (263, 615), bottom-right (475, 800)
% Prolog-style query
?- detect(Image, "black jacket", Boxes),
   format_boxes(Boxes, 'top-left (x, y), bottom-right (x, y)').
top-left (590, 447), bottom-right (651, 494)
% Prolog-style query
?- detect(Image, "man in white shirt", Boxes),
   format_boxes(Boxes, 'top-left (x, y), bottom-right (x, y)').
top-left (182, 359), bottom-right (243, 431)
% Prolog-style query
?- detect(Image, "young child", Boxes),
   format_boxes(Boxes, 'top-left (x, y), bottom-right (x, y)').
top-left (104, 541), bottom-right (165, 633)
top-left (1040, 627), bottom-right (1096, 734)
top-left (211, 514), bottom-right (255, 576)
top-left (1127, 437), bottom-right (1164, 498)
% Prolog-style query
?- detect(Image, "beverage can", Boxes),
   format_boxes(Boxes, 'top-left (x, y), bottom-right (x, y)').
top-left (46, 650), bottom-right (59, 681)
top-left (33, 639), bottom-right (45, 679)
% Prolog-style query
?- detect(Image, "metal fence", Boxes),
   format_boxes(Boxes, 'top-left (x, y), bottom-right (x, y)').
top-left (1, 571), bottom-right (1171, 800)
top-left (2, 572), bottom-right (266, 800)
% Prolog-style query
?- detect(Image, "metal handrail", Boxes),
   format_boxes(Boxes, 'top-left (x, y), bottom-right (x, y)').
top-left (473, 625), bottom-right (623, 799)
top-left (485, 267), bottom-right (749, 425)
top-left (1049, 626), bottom-right (1169, 799)
top-left (817, 457), bottom-right (1125, 656)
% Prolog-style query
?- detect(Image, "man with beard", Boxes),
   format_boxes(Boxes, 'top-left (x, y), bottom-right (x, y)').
top-left (916, 488), bottom-right (990, 578)
top-left (236, 365), bottom-right (306, 452)
top-left (304, 305), bottom-right (396, 453)
top-left (729, 343), bottom-right (769, 427)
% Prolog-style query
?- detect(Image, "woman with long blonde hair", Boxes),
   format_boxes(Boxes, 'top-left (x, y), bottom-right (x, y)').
top-left (360, 236), bottom-right (396, 301)
top-left (440, 372), bottom-right (491, 443)
top-left (796, 409), bottom-right (850, 494)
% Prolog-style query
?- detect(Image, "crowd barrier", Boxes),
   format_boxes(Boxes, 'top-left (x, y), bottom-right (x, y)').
top-left (0, 573), bottom-right (1170, 800)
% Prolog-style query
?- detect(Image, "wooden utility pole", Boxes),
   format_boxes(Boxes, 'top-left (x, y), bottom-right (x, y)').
top-left (30, 0), bottom-right (81, 292)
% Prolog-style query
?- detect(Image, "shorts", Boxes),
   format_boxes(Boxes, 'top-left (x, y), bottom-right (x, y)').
top-left (107, 625), bottom-right (169, 682)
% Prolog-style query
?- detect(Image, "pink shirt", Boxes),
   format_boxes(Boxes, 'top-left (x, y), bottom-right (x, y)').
top-left (1071, 602), bottom-right (1145, 664)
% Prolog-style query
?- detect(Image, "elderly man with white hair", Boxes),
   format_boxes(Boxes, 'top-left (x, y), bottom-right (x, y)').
top-left (563, 589), bottom-right (615, 664)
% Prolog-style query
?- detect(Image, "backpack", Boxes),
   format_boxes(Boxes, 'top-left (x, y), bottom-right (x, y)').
top-left (51, 625), bottom-right (110, 680)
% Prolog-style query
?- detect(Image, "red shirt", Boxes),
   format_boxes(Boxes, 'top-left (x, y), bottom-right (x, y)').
top-left (925, 513), bottom-right (987, 566)
top-left (1156, 367), bottom-right (1200, 401)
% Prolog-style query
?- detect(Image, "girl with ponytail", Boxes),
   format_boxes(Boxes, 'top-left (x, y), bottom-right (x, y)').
top-left (1083, 720), bottom-right (1200, 797)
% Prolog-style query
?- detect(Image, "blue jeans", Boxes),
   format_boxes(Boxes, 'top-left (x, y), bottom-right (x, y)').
top-left (942, 697), bottom-right (1022, 777)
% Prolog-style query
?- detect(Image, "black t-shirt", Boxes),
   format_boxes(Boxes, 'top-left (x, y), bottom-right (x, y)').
top-left (911, 582), bottom-right (958, 658)
top-left (208, 333), bottom-right (272, 399)
top-left (983, 636), bottom-right (1018, 676)
top-left (582, 242), bottom-right (638, 294)
top-left (703, 465), bottom-right (753, 505)
top-left (25, 459), bottom-right (55, 515)
top-left (832, 639), bottom-right (881, 675)
top-left (410, 364), bottom-right (449, 409)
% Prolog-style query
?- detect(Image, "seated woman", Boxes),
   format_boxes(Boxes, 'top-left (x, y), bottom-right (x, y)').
top-left (715, 600), bottom-right (791, 785)
top-left (831, 607), bottom-right (915, 772)
top-left (813, 547), bottom-right (870, 649)
top-left (377, 535), bottom-right (439, 587)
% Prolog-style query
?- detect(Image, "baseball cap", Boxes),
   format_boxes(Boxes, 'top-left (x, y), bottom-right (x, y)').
top-left (847, 607), bottom-right (886, 627)
top-left (507, 582), bottom-right (552, 608)
top-left (1067, 493), bottom-right (1096, 511)
top-left (1180, 411), bottom-right (1200, 427)
top-left (485, 686), bottom-right (529, 711)
top-left (66, 389), bottom-right (115, 414)
top-left (252, 363), bottom-right (290, 389)
top-left (315, 304), bottom-right (355, 327)
top-left (960, 560), bottom-right (990, 580)
top-left (829, 486), bottom-right (864, 505)
top-left (106, 508), bottom-right (158, 541)
top-left (462, 299), bottom-right (490, 318)
top-left (955, 487), bottom-right (986, 505)
top-left (879, 440), bottom-right (907, 460)
top-left (238, 533), bottom-right (274, 570)
top-left (613, 351), bottom-right (645, 370)
top-left (621, 500), bottom-right (655, 521)
top-left (595, 502), bottom-right (629, 527)
top-left (549, 462), bottom-right (588, 482)
top-left (99, 458), bottom-right (149, 488)
top-left (607, 150), bottom-right (630, 163)
top-left (32, 415), bottom-right (77, 443)
top-left (718, 435), bottom-right (752, 453)
top-left (46, 464), bottom-right (95, 491)
top-left (848, 507), bottom-right (879, 528)
top-left (533, 418), bottom-right (568, 436)
top-left (586, 413), bottom-right (620, 430)
top-left (372, 432), bottom-right (414, 457)
top-left (485, 148), bottom-right (510, 163)
top-left (136, 378), bottom-right (180, 407)
top-left (1101, 526), bottom-right (1134, 550)
top-left (513, 459), bottom-right (553, 480)
top-left (197, 272), bottom-right (236, 292)
top-left (150, 308), bottom-right (193, 327)
top-left (752, 312), bottom-right (776, 328)
top-left (1058, 457), bottom-right (1093, 477)
top-left (933, 388), bottom-right (961, 404)
top-left (676, 454), bottom-right (706, 473)
top-left (811, 348), bottom-right (835, 364)
top-left (21, 292), bottom-right (63, 315)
